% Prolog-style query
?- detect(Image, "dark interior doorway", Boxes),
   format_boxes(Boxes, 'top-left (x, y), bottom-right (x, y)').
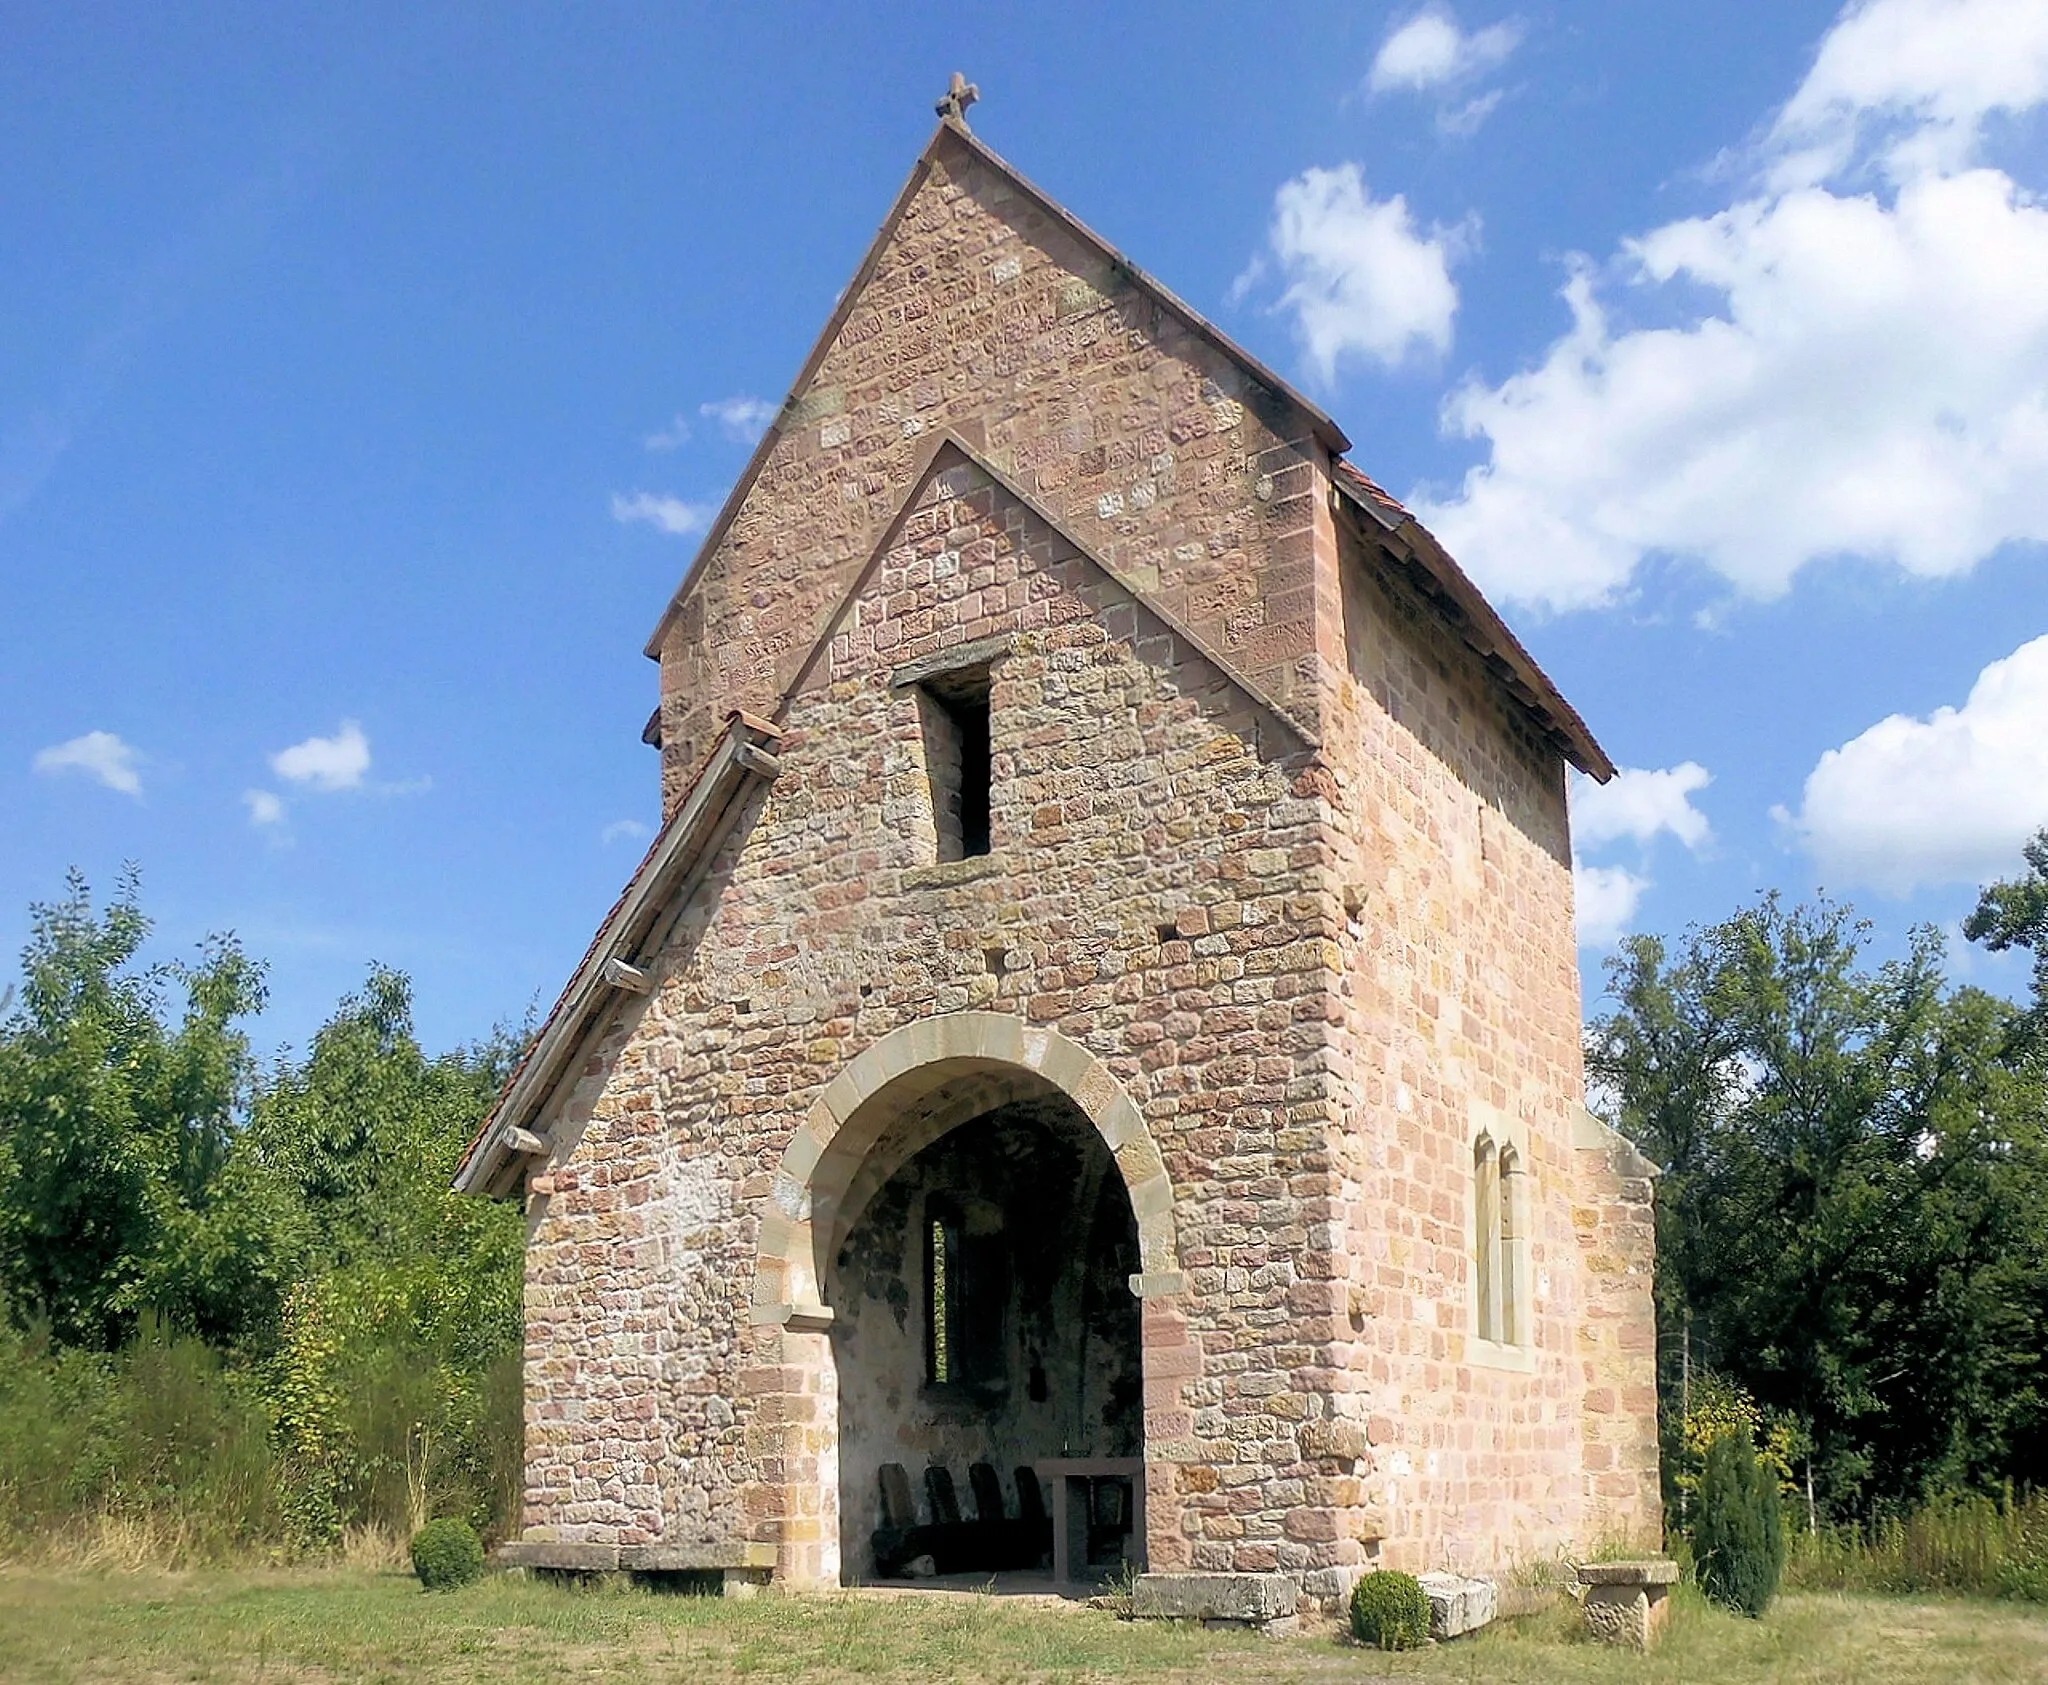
top-left (828, 1090), bottom-right (1143, 1584)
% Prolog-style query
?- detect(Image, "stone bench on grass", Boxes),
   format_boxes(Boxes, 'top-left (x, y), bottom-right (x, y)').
top-left (1577, 1559), bottom-right (1679, 1648)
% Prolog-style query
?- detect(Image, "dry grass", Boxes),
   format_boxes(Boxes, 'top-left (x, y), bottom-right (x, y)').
top-left (0, 1567), bottom-right (2045, 1684)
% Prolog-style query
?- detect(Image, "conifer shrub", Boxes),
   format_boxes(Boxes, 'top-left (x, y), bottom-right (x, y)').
top-left (410, 1517), bottom-right (485, 1590)
top-left (1350, 1569), bottom-right (1430, 1649)
top-left (1693, 1427), bottom-right (1785, 1616)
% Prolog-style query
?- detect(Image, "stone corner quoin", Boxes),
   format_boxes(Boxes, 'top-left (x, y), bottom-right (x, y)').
top-left (464, 107), bottom-right (1660, 1611)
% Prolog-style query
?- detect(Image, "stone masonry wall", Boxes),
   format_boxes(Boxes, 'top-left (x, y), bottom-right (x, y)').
top-left (1573, 1118), bottom-right (1663, 1549)
top-left (519, 461), bottom-right (1346, 1582)
top-left (1311, 517), bottom-right (1627, 1577)
top-left (654, 124), bottom-right (1326, 806)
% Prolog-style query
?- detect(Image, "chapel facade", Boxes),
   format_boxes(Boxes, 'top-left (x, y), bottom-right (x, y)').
top-left (456, 101), bottom-right (1661, 1611)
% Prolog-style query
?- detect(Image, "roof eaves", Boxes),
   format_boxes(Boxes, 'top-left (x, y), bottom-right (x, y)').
top-left (452, 710), bottom-right (784, 1197)
top-left (1331, 466), bottom-right (1615, 783)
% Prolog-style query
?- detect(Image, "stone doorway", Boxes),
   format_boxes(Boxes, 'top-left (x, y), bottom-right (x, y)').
top-left (748, 1013), bottom-right (1184, 1590)
top-left (828, 1085), bottom-right (1144, 1587)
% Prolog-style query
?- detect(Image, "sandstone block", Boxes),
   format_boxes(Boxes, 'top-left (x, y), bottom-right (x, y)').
top-left (1132, 1570), bottom-right (1298, 1627)
top-left (1417, 1570), bottom-right (1497, 1638)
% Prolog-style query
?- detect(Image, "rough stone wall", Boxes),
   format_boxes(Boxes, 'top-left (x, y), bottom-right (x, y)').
top-left (519, 460), bottom-right (1343, 1583)
top-left (654, 124), bottom-right (1326, 807)
top-left (1314, 518), bottom-right (1620, 1577)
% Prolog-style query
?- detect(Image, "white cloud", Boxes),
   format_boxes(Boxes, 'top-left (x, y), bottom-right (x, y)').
top-left (1414, 0), bottom-right (2048, 612)
top-left (699, 395), bottom-right (777, 444)
top-left (644, 414), bottom-right (692, 451)
top-left (271, 720), bottom-right (371, 791)
top-left (1778, 633), bottom-right (2048, 895)
top-left (1437, 89), bottom-right (1506, 138)
top-left (1773, 0), bottom-right (2048, 185)
top-left (1575, 862), bottom-right (1650, 948)
top-left (611, 491), bottom-right (714, 537)
top-left (32, 729), bottom-right (143, 796)
top-left (601, 818), bottom-right (651, 846)
top-left (1257, 164), bottom-right (1467, 378)
top-left (1572, 762), bottom-right (1713, 852)
top-left (243, 789), bottom-right (286, 827)
top-left (1369, 7), bottom-right (1522, 94)
top-left (1567, 762), bottom-right (1711, 948)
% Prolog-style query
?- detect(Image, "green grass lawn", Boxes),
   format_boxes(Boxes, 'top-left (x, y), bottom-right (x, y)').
top-left (2, 1568), bottom-right (2045, 1684)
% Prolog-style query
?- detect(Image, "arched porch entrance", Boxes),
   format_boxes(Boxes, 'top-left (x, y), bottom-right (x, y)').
top-left (749, 1014), bottom-right (1183, 1588)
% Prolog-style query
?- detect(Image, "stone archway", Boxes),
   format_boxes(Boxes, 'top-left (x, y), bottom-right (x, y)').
top-left (744, 1012), bottom-right (1184, 1587)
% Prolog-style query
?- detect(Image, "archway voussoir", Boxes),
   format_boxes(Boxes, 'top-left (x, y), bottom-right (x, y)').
top-left (1128, 1169), bottom-right (1175, 1224)
top-left (780, 1124), bottom-right (828, 1187)
top-left (1136, 1219), bottom-right (1180, 1279)
top-left (813, 1073), bottom-right (867, 1136)
top-left (1033, 1033), bottom-right (1095, 1094)
top-left (770, 1170), bottom-right (813, 1221)
top-left (1093, 1093), bottom-right (1144, 1152)
top-left (1073, 1064), bottom-right (1122, 1129)
top-left (965, 1011), bottom-right (1027, 1065)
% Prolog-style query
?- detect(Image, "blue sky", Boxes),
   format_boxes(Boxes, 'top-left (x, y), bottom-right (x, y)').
top-left (5, 0), bottom-right (2046, 1056)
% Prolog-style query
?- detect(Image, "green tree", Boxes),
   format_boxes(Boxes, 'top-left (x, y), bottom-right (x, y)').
top-left (0, 871), bottom-right (290, 1349)
top-left (1966, 828), bottom-right (2048, 1059)
top-left (1589, 894), bottom-right (2048, 1521)
top-left (253, 969), bottom-right (525, 1541)
top-left (1694, 1426), bottom-right (1785, 1617)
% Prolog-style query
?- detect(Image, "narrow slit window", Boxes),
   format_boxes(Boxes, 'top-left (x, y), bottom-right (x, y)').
top-left (922, 1201), bottom-right (1008, 1389)
top-left (916, 668), bottom-right (993, 861)
top-left (927, 1210), bottom-right (956, 1385)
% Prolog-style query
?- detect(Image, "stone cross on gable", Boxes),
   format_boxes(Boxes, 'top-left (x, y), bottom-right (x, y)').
top-left (935, 72), bottom-right (979, 127)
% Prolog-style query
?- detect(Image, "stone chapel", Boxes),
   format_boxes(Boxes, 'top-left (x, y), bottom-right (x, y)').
top-left (456, 93), bottom-right (1662, 1614)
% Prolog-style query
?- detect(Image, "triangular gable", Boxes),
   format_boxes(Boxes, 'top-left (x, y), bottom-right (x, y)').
top-left (773, 430), bottom-right (1319, 751)
top-left (459, 431), bottom-right (1323, 1199)
top-left (643, 116), bottom-right (1348, 663)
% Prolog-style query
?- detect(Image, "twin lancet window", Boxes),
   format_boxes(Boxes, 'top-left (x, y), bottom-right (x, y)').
top-left (1473, 1135), bottom-right (1526, 1346)
top-left (915, 666), bottom-right (993, 861)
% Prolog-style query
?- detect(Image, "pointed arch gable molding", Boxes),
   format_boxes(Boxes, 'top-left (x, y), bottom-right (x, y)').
top-left (751, 1012), bottom-right (1182, 1326)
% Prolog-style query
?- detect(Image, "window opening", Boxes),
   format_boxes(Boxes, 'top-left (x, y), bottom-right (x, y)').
top-left (1498, 1145), bottom-right (1523, 1346)
top-left (916, 667), bottom-right (993, 861)
top-left (926, 1210), bottom-right (957, 1385)
top-left (1474, 1136), bottom-right (1501, 1343)
top-left (922, 1198), bottom-right (1006, 1389)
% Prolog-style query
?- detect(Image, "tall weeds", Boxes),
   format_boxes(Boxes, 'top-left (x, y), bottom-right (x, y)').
top-left (1785, 1490), bottom-right (2048, 1602)
top-left (0, 1319), bottom-right (283, 1564)
top-left (0, 1311), bottom-right (519, 1565)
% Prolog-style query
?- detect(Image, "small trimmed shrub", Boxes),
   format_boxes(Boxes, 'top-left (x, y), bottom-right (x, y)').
top-left (1350, 1569), bottom-right (1430, 1650)
top-left (410, 1517), bottom-right (485, 1591)
top-left (1693, 1427), bottom-right (1784, 1617)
